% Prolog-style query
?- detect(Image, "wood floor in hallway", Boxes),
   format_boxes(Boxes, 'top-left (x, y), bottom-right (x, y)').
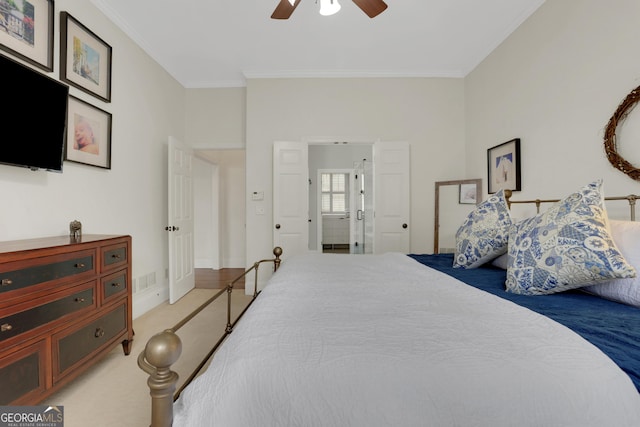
top-left (195, 267), bottom-right (245, 289)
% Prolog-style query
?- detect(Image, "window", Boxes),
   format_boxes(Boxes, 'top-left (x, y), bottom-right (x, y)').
top-left (321, 173), bottom-right (348, 213)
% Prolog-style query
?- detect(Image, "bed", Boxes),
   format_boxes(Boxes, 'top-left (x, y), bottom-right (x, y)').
top-left (139, 180), bottom-right (640, 426)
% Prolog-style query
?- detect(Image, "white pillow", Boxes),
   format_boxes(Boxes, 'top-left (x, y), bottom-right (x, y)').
top-left (582, 220), bottom-right (640, 307)
top-left (491, 253), bottom-right (509, 269)
top-left (505, 180), bottom-right (636, 295)
top-left (453, 189), bottom-right (512, 269)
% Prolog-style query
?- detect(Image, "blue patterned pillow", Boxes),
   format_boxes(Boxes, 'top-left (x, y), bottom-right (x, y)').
top-left (453, 189), bottom-right (512, 269)
top-left (505, 180), bottom-right (636, 295)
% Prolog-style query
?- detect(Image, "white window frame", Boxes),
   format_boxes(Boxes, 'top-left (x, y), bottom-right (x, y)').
top-left (320, 171), bottom-right (349, 214)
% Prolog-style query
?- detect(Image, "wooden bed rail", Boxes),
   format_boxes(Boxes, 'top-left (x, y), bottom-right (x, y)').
top-left (137, 247), bottom-right (283, 427)
top-left (504, 190), bottom-right (640, 220)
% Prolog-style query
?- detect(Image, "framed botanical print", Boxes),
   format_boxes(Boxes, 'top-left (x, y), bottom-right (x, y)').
top-left (0, 0), bottom-right (54, 71)
top-left (60, 11), bottom-right (112, 102)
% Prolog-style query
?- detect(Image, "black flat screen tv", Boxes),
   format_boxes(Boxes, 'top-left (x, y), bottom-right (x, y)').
top-left (0, 54), bottom-right (68, 172)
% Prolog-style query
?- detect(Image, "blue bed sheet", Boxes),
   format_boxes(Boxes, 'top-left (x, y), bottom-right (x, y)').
top-left (408, 253), bottom-right (640, 392)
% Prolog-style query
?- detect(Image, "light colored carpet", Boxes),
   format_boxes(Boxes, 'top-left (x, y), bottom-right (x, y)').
top-left (44, 288), bottom-right (253, 427)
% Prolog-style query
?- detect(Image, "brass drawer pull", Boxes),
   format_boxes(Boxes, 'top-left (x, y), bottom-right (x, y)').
top-left (1, 323), bottom-right (13, 332)
top-left (75, 263), bottom-right (85, 269)
top-left (94, 328), bottom-right (105, 338)
top-left (111, 282), bottom-right (122, 288)
top-left (75, 297), bottom-right (86, 303)
top-left (111, 254), bottom-right (121, 259)
top-left (1, 278), bottom-right (12, 286)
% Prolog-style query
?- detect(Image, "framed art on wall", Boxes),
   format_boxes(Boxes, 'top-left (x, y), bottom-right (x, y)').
top-left (459, 183), bottom-right (478, 204)
top-left (60, 11), bottom-right (112, 102)
top-left (487, 138), bottom-right (521, 194)
top-left (65, 95), bottom-right (112, 169)
top-left (0, 0), bottom-right (54, 71)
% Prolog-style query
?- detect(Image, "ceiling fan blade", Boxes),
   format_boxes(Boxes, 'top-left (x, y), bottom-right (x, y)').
top-left (271, 0), bottom-right (301, 19)
top-left (352, 0), bottom-right (388, 18)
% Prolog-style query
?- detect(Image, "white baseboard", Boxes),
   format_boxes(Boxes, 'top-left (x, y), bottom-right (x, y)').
top-left (133, 284), bottom-right (169, 319)
top-left (195, 258), bottom-right (216, 269)
top-left (223, 256), bottom-right (245, 268)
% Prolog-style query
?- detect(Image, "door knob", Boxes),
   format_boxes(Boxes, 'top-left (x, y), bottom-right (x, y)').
top-left (275, 224), bottom-right (281, 229)
top-left (402, 223), bottom-right (408, 229)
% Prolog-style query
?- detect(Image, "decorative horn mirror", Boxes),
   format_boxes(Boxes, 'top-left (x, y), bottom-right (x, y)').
top-left (604, 84), bottom-right (640, 181)
top-left (433, 179), bottom-right (482, 254)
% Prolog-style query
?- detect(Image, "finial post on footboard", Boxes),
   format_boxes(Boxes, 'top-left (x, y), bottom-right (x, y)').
top-left (273, 246), bottom-right (283, 271)
top-left (226, 283), bottom-right (234, 333)
top-left (137, 329), bottom-right (182, 427)
top-left (253, 261), bottom-right (261, 298)
top-left (627, 195), bottom-right (637, 221)
top-left (504, 190), bottom-right (513, 208)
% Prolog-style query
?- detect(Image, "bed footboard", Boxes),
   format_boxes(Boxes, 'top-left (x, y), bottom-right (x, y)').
top-left (138, 247), bottom-right (283, 427)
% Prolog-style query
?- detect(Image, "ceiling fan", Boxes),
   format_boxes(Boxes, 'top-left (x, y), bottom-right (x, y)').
top-left (271, 0), bottom-right (388, 19)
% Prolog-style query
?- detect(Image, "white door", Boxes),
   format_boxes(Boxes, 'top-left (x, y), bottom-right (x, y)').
top-left (351, 167), bottom-right (363, 254)
top-left (273, 141), bottom-right (309, 258)
top-left (167, 136), bottom-right (195, 303)
top-left (363, 158), bottom-right (374, 254)
top-left (374, 141), bottom-right (411, 253)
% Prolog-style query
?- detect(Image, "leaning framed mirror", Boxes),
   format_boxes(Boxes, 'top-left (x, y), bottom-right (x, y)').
top-left (434, 179), bottom-right (482, 254)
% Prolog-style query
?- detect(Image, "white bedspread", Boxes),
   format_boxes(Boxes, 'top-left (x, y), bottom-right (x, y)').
top-left (173, 253), bottom-right (640, 426)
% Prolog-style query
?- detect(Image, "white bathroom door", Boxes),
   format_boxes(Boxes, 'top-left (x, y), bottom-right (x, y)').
top-left (273, 141), bottom-right (309, 258)
top-left (374, 141), bottom-right (411, 253)
top-left (167, 136), bottom-right (195, 304)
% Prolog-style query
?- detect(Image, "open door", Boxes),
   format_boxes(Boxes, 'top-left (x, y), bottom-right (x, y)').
top-left (352, 158), bottom-right (374, 254)
top-left (374, 141), bottom-right (411, 253)
top-left (273, 141), bottom-right (309, 258)
top-left (167, 136), bottom-right (195, 303)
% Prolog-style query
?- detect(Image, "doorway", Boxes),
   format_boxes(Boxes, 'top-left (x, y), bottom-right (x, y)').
top-left (275, 140), bottom-right (410, 256)
top-left (317, 169), bottom-right (352, 254)
top-left (193, 149), bottom-right (246, 269)
top-left (308, 143), bottom-right (373, 254)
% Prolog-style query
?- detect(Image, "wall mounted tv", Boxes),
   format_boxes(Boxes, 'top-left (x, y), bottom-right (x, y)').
top-left (0, 54), bottom-right (68, 172)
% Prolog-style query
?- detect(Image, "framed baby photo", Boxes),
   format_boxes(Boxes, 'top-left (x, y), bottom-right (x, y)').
top-left (60, 11), bottom-right (112, 102)
top-left (0, 0), bottom-right (54, 71)
top-left (65, 95), bottom-right (112, 169)
top-left (487, 138), bottom-right (521, 194)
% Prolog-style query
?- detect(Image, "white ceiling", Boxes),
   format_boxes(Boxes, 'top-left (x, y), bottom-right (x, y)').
top-left (91, 0), bottom-right (545, 88)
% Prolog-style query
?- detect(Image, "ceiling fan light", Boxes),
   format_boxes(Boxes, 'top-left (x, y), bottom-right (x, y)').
top-left (319, 0), bottom-right (341, 16)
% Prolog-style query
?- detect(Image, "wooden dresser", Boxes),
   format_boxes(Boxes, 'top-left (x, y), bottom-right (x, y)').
top-left (0, 234), bottom-right (133, 405)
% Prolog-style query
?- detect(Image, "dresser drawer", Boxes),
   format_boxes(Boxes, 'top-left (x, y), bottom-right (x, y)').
top-left (101, 242), bottom-right (128, 273)
top-left (101, 269), bottom-right (128, 304)
top-left (54, 302), bottom-right (127, 381)
top-left (0, 283), bottom-right (95, 344)
top-left (0, 340), bottom-right (47, 405)
top-left (0, 250), bottom-right (96, 297)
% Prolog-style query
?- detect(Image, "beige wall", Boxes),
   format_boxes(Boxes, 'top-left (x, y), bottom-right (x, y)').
top-left (7, 0), bottom-right (639, 315)
top-left (158, 0), bottom-right (640, 300)
top-left (0, 0), bottom-right (185, 316)
top-left (245, 78), bottom-right (466, 268)
top-left (465, 0), bottom-right (640, 219)
top-left (185, 88), bottom-right (247, 269)
top-left (194, 150), bottom-right (246, 268)
top-left (185, 87), bottom-right (246, 148)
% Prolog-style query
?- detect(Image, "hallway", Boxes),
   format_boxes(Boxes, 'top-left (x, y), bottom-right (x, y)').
top-left (195, 268), bottom-right (245, 289)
